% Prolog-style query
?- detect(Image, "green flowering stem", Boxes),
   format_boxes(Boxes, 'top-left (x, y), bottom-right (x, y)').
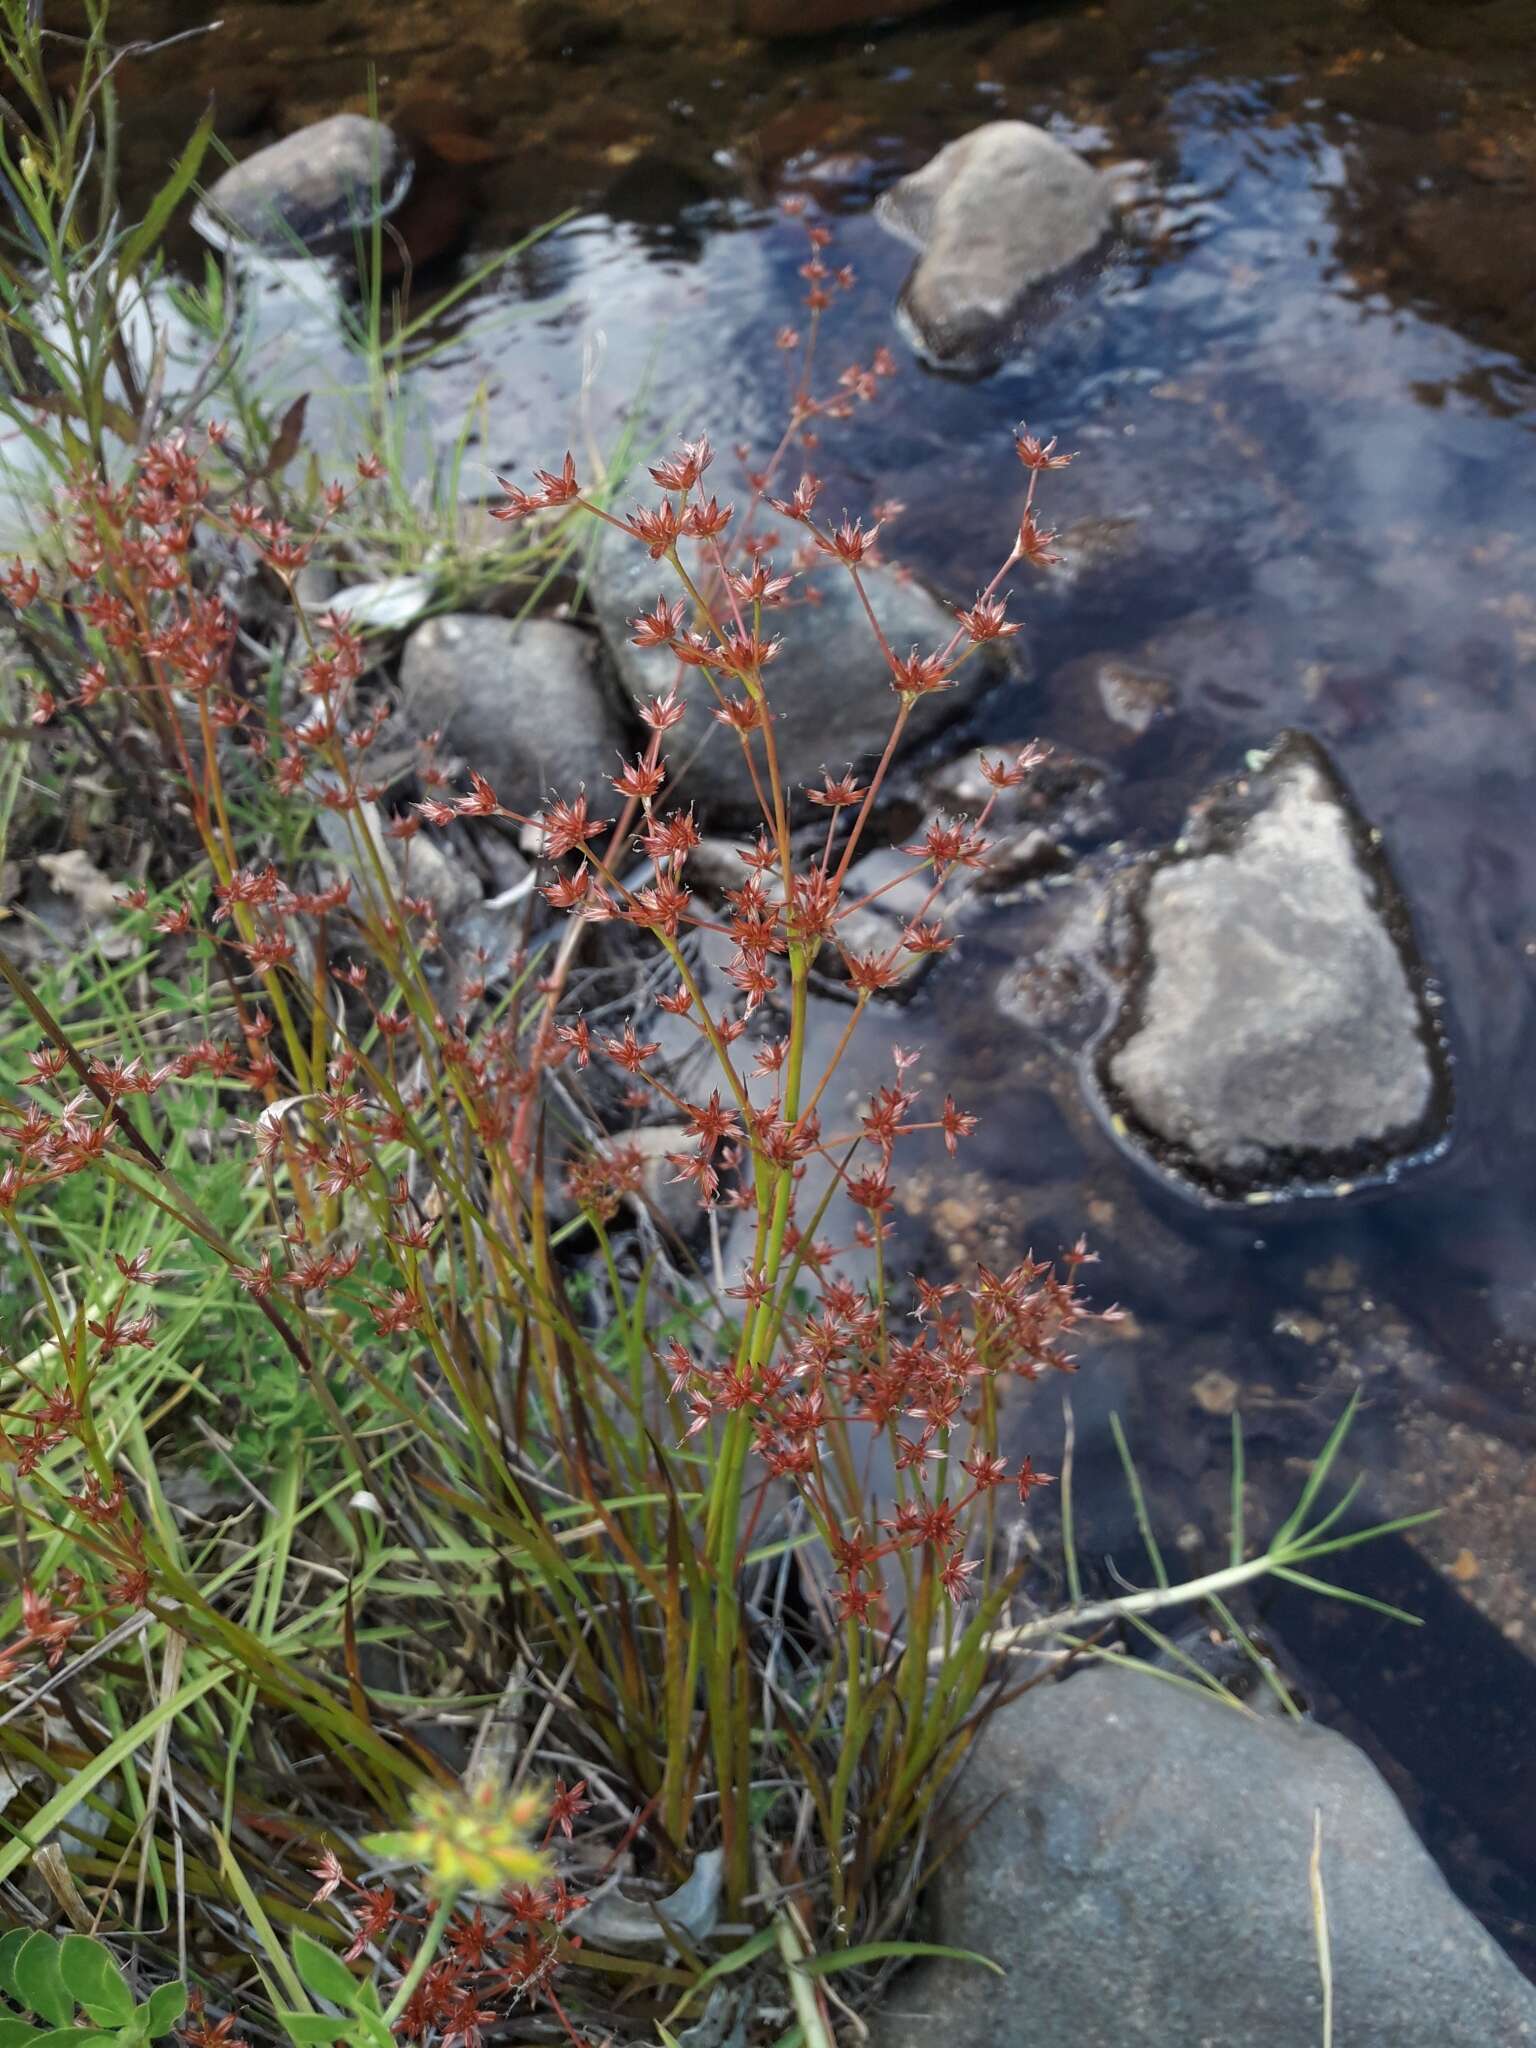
top-left (383, 1891), bottom-right (459, 2027)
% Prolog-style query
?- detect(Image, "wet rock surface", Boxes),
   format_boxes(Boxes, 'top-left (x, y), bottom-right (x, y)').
top-left (400, 613), bottom-right (630, 816)
top-left (995, 877), bottom-right (1111, 1049)
top-left (1091, 660), bottom-right (1173, 737)
top-left (1095, 733), bottom-right (1451, 1201)
top-left (590, 545), bottom-right (1010, 825)
top-left (874, 1665), bottom-right (1536, 2048)
top-left (877, 121), bottom-right (1113, 371)
top-left (196, 114), bottom-right (410, 250)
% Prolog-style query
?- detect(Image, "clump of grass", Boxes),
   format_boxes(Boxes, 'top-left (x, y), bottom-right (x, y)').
top-left (0, 9), bottom-right (1430, 2044)
top-left (0, 0), bottom-right (225, 519)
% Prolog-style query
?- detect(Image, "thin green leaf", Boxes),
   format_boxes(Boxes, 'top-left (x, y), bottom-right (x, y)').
top-left (1288, 1473), bottom-right (1364, 1550)
top-left (1271, 1394), bottom-right (1360, 1552)
top-left (792, 1941), bottom-right (1003, 1978)
top-left (664, 1925), bottom-right (779, 2023)
top-left (117, 104), bottom-right (215, 282)
top-left (1208, 1594), bottom-right (1301, 1723)
top-left (1288, 1510), bottom-right (1440, 1563)
top-left (0, 1667), bottom-right (227, 1887)
top-left (1269, 1565), bottom-right (1422, 1625)
top-left (1121, 1610), bottom-right (1233, 1698)
top-left (1063, 1640), bottom-right (1255, 1712)
top-left (1229, 1411), bottom-right (1245, 1570)
top-left (212, 1830), bottom-right (313, 2015)
top-left (1109, 1412), bottom-right (1167, 1590)
top-left (392, 217), bottom-right (573, 349)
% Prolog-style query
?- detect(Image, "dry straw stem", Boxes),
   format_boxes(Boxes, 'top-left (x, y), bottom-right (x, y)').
top-left (1311, 1808), bottom-right (1334, 2048)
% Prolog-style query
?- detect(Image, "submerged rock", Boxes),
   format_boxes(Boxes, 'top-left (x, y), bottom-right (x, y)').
top-left (927, 740), bottom-right (1114, 844)
top-left (877, 122), bottom-right (1113, 372)
top-left (195, 115), bottom-right (410, 251)
top-left (873, 1665), bottom-right (1536, 2048)
top-left (400, 614), bottom-right (631, 816)
top-left (589, 545), bottom-right (1012, 825)
top-left (1095, 733), bottom-right (1450, 1200)
top-left (926, 741), bottom-right (1113, 893)
top-left (1054, 653), bottom-right (1176, 742)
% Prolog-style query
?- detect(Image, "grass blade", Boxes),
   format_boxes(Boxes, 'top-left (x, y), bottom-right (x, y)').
top-left (1270, 1565), bottom-right (1422, 1625)
top-left (664, 1925), bottom-right (779, 2023)
top-left (0, 1665), bottom-right (225, 1883)
top-left (1060, 1393), bottom-right (1082, 1606)
top-left (793, 1941), bottom-right (1003, 1978)
top-left (1271, 1392), bottom-right (1361, 1551)
top-left (119, 103), bottom-right (215, 282)
top-left (1109, 1411), bottom-right (1168, 1589)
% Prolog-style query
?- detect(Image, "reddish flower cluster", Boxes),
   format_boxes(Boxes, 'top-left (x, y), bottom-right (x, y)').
top-left (0, 184), bottom-right (1108, 1960)
top-left (469, 210), bottom-right (1101, 1630)
top-left (0, 1473), bottom-right (147, 1682)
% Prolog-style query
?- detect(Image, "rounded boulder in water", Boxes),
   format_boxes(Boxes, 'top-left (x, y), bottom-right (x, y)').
top-left (1095, 732), bottom-right (1453, 1202)
top-left (877, 121), bottom-right (1113, 373)
top-left (873, 1665), bottom-right (1536, 2048)
top-left (399, 614), bottom-right (631, 821)
top-left (194, 115), bottom-right (411, 253)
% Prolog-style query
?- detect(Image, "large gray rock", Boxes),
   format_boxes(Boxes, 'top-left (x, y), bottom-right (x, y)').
top-left (1095, 733), bottom-right (1450, 1200)
top-left (874, 1666), bottom-right (1536, 2048)
top-left (877, 122), bottom-right (1113, 371)
top-left (400, 613), bottom-right (631, 816)
top-left (590, 544), bottom-right (1011, 825)
top-left (195, 115), bottom-right (410, 251)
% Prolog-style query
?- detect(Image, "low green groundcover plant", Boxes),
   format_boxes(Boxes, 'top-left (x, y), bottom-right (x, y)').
top-left (0, 1930), bottom-right (185, 2046)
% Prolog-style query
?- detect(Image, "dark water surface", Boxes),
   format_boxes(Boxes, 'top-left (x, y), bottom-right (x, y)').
top-left (116, 0), bottom-right (1536, 1966)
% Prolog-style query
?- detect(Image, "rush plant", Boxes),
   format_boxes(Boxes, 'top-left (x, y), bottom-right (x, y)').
top-left (0, 45), bottom-right (1426, 2048)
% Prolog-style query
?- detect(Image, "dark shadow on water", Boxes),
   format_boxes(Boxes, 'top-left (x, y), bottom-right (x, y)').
top-left (1266, 1532), bottom-right (1536, 1970)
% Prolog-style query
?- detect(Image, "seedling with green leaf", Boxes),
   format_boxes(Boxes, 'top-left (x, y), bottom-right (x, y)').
top-left (271, 1934), bottom-right (395, 2048)
top-left (0, 1932), bottom-right (185, 2048)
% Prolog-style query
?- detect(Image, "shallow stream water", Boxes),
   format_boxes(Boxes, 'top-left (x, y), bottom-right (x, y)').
top-left (110, 0), bottom-right (1536, 1970)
